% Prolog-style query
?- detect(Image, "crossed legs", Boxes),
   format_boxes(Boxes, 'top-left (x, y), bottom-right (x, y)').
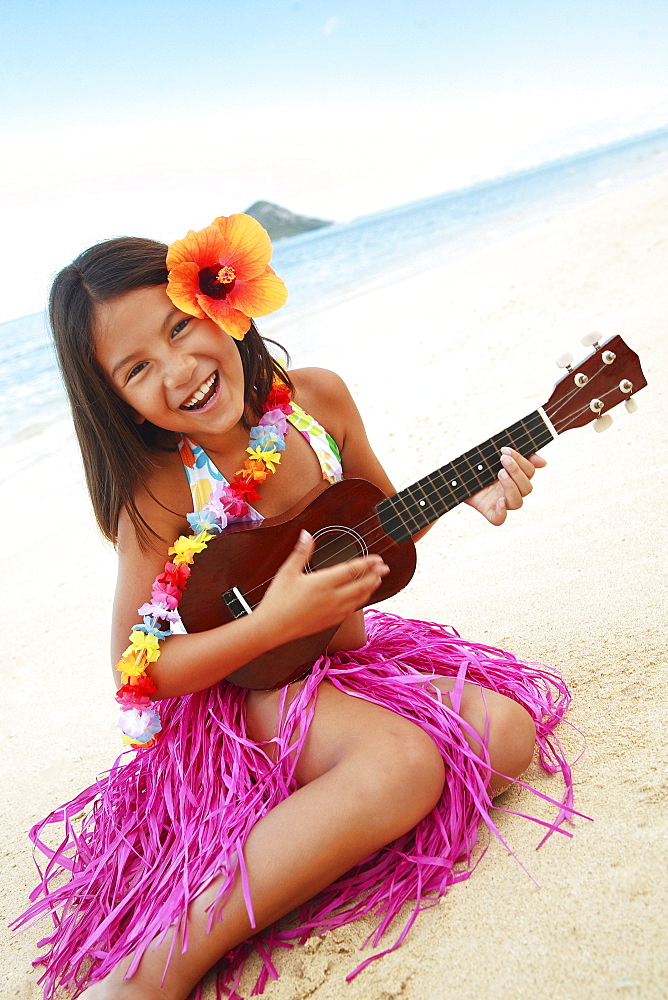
top-left (80, 679), bottom-right (535, 999)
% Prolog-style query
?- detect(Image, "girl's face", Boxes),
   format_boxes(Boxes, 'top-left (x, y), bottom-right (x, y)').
top-left (94, 284), bottom-right (246, 442)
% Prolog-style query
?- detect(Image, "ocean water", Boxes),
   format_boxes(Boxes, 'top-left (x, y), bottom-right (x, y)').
top-left (1, 124), bottom-right (668, 487)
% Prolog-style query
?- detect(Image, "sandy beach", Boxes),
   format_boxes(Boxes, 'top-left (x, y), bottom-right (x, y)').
top-left (2, 170), bottom-right (667, 1000)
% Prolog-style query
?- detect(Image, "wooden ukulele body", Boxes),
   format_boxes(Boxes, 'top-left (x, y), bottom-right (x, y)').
top-left (179, 334), bottom-right (647, 690)
top-left (178, 478), bottom-right (417, 689)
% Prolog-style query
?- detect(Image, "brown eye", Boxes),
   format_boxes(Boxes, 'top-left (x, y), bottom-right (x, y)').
top-left (127, 362), bottom-right (147, 381)
top-left (171, 318), bottom-right (191, 338)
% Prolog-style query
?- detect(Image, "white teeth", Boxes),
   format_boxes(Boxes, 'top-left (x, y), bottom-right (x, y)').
top-left (183, 373), bottom-right (216, 409)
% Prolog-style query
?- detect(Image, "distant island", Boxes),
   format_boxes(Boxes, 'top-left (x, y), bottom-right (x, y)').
top-left (244, 201), bottom-right (332, 241)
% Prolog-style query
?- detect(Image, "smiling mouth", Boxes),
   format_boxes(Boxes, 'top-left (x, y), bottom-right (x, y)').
top-left (180, 372), bottom-right (219, 411)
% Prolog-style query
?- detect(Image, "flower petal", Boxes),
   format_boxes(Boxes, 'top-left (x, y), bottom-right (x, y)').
top-left (198, 296), bottom-right (252, 340)
top-left (166, 224), bottom-right (226, 271)
top-left (228, 271), bottom-right (288, 317)
top-left (166, 262), bottom-right (208, 318)
top-left (212, 215), bottom-right (273, 280)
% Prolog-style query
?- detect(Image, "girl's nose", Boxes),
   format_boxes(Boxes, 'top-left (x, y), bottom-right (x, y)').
top-left (164, 351), bottom-right (196, 390)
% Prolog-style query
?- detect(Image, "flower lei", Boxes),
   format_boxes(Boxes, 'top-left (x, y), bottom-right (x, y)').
top-left (114, 377), bottom-right (293, 748)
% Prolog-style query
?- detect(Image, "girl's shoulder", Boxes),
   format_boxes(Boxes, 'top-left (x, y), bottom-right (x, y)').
top-left (287, 368), bottom-right (393, 493)
top-left (288, 367), bottom-right (358, 447)
top-left (123, 445), bottom-right (191, 556)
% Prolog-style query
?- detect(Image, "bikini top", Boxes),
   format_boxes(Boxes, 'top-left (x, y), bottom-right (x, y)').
top-left (178, 400), bottom-right (343, 518)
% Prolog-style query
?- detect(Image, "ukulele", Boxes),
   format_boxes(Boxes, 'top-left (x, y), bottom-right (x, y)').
top-left (178, 334), bottom-right (646, 689)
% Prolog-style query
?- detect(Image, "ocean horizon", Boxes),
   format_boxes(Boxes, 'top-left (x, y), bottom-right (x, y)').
top-left (2, 123), bottom-right (667, 491)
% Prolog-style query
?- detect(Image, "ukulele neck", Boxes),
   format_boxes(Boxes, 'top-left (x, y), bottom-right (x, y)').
top-left (376, 408), bottom-right (555, 542)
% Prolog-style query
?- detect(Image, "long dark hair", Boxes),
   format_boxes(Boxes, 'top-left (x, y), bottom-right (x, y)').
top-left (50, 236), bottom-right (292, 547)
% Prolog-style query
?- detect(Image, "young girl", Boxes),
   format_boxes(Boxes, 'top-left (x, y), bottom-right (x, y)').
top-left (17, 214), bottom-right (573, 1000)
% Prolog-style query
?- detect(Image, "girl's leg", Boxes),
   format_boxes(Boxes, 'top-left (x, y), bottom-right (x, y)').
top-left (81, 679), bottom-right (535, 999)
top-left (81, 683), bottom-right (446, 1000)
top-left (429, 677), bottom-right (536, 793)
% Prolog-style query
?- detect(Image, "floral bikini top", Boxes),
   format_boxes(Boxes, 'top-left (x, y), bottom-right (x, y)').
top-left (178, 400), bottom-right (343, 518)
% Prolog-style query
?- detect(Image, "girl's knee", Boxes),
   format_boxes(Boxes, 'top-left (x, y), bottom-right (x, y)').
top-left (488, 696), bottom-right (536, 782)
top-left (351, 723), bottom-right (445, 833)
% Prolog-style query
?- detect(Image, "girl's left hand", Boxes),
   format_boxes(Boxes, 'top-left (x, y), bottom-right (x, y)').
top-left (466, 447), bottom-right (546, 526)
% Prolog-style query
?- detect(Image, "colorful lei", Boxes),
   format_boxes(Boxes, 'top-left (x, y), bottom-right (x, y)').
top-left (115, 377), bottom-right (293, 748)
top-left (116, 213), bottom-right (289, 748)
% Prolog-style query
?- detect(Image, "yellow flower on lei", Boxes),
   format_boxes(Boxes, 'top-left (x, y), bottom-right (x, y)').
top-left (124, 631), bottom-right (161, 662)
top-left (169, 531), bottom-right (214, 566)
top-left (246, 445), bottom-right (281, 474)
top-left (117, 654), bottom-right (148, 683)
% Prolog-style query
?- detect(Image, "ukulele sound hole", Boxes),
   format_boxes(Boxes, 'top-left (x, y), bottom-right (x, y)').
top-left (307, 526), bottom-right (367, 571)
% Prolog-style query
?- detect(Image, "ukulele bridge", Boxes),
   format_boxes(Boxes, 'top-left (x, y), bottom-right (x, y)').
top-left (222, 586), bottom-right (253, 618)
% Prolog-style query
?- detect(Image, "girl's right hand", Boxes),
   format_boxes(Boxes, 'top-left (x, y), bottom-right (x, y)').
top-left (256, 530), bottom-right (390, 645)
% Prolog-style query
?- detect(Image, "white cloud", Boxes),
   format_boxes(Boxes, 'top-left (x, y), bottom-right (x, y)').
top-left (322, 16), bottom-right (339, 36)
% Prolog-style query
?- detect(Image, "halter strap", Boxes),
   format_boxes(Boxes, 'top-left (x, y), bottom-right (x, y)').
top-left (179, 401), bottom-right (343, 515)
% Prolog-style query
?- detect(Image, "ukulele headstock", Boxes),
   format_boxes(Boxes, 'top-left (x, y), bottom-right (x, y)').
top-left (543, 334), bottom-right (647, 435)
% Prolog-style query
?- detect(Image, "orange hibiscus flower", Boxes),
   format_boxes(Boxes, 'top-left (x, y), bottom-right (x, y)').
top-left (166, 214), bottom-right (288, 340)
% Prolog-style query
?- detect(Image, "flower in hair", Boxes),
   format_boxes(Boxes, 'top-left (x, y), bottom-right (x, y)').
top-left (166, 214), bottom-right (288, 340)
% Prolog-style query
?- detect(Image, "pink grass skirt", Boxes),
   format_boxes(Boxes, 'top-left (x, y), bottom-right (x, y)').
top-left (15, 612), bottom-right (576, 999)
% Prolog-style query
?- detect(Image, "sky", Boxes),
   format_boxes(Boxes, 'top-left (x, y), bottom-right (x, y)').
top-left (1, 0), bottom-right (668, 322)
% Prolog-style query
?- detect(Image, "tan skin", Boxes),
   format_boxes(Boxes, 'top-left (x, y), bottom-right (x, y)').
top-left (82, 285), bottom-right (544, 999)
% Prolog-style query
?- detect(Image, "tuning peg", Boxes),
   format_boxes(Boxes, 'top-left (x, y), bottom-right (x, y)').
top-left (624, 397), bottom-right (638, 414)
top-left (556, 352), bottom-right (573, 370)
top-left (594, 414), bottom-right (613, 432)
top-left (582, 332), bottom-right (601, 348)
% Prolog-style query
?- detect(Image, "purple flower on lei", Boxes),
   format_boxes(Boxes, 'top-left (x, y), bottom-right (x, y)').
top-left (208, 481), bottom-right (250, 518)
top-left (138, 601), bottom-right (182, 623)
top-left (118, 705), bottom-right (162, 742)
top-left (201, 500), bottom-right (230, 528)
top-left (259, 408), bottom-right (290, 436)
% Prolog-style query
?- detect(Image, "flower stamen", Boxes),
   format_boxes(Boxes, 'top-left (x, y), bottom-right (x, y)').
top-left (216, 266), bottom-right (236, 284)
top-left (197, 265), bottom-right (237, 299)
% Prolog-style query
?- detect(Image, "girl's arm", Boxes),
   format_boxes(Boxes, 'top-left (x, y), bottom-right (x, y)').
top-left (112, 471), bottom-right (388, 699)
top-left (289, 368), bottom-right (544, 539)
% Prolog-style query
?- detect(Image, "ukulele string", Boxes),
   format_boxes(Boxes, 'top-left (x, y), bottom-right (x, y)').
top-left (238, 419), bottom-right (545, 608)
top-left (544, 355), bottom-right (617, 428)
top-left (238, 379), bottom-right (625, 610)
top-left (549, 380), bottom-right (623, 434)
top-left (297, 361), bottom-right (622, 575)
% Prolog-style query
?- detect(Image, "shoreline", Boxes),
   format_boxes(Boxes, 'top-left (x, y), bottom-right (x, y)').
top-left (2, 169), bottom-right (667, 999)
top-left (3, 129), bottom-right (668, 462)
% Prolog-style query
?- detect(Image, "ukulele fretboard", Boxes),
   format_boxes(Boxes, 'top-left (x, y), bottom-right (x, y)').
top-left (376, 409), bottom-right (554, 542)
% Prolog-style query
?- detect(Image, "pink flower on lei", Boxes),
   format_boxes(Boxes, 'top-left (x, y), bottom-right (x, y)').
top-left (259, 408), bottom-right (290, 436)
